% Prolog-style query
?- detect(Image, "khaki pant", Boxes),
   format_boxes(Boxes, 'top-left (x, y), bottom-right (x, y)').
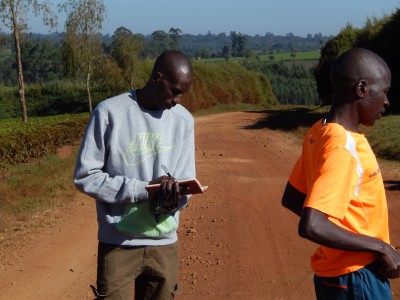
top-left (94, 242), bottom-right (179, 300)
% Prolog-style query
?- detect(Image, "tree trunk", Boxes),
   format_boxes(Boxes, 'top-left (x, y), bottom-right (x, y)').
top-left (86, 61), bottom-right (92, 114)
top-left (11, 6), bottom-right (28, 123)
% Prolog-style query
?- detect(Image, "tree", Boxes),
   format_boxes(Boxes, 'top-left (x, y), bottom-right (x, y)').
top-left (221, 45), bottom-right (231, 60)
top-left (0, 0), bottom-right (57, 123)
top-left (21, 38), bottom-right (62, 82)
top-left (168, 27), bottom-right (182, 50)
top-left (313, 24), bottom-right (360, 105)
top-left (59, 0), bottom-right (106, 114)
top-left (111, 26), bottom-right (144, 88)
top-left (149, 30), bottom-right (170, 57)
top-left (230, 31), bottom-right (247, 57)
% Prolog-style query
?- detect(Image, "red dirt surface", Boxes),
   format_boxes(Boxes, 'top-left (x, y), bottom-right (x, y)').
top-left (0, 111), bottom-right (399, 299)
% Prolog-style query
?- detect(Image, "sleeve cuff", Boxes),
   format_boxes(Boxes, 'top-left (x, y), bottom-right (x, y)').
top-left (133, 180), bottom-right (150, 202)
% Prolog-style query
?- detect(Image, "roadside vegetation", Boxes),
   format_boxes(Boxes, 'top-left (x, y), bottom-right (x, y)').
top-left (0, 149), bottom-right (78, 246)
top-left (0, 114), bottom-right (88, 164)
top-left (0, 61), bottom-right (277, 120)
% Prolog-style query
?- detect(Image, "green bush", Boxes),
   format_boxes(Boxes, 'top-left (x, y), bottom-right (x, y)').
top-left (0, 114), bottom-right (89, 164)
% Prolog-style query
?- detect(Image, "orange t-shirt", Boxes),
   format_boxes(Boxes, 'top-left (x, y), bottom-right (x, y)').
top-left (289, 119), bottom-right (390, 277)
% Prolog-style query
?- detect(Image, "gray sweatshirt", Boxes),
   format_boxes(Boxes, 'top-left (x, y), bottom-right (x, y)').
top-left (74, 91), bottom-right (196, 246)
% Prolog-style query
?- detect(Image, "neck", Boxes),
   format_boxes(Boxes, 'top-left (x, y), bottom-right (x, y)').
top-left (136, 87), bottom-right (155, 110)
top-left (327, 105), bottom-right (359, 133)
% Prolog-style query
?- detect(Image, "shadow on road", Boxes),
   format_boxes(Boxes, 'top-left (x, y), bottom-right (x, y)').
top-left (384, 180), bottom-right (400, 191)
top-left (241, 108), bottom-right (327, 131)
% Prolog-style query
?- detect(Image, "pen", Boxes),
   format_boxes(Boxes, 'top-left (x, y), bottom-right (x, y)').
top-left (161, 164), bottom-right (172, 177)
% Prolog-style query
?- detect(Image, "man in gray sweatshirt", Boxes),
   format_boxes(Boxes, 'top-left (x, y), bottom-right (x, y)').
top-left (74, 50), bottom-right (195, 299)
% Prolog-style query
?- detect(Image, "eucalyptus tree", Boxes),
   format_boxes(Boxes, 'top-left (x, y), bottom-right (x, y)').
top-left (0, 0), bottom-right (57, 123)
top-left (59, 0), bottom-right (106, 114)
top-left (111, 26), bottom-right (144, 88)
top-left (149, 30), bottom-right (170, 57)
top-left (221, 45), bottom-right (231, 60)
top-left (168, 27), bottom-right (182, 50)
top-left (230, 31), bottom-right (248, 57)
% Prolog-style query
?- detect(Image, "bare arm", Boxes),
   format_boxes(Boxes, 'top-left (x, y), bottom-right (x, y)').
top-left (299, 207), bottom-right (400, 279)
top-left (281, 182), bottom-right (307, 217)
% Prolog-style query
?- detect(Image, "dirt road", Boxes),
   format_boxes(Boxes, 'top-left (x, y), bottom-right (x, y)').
top-left (0, 111), bottom-right (399, 299)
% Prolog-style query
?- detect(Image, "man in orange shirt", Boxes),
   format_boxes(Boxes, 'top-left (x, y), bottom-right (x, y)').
top-left (282, 48), bottom-right (400, 299)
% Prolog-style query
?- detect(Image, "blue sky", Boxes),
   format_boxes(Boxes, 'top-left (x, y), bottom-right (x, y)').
top-left (26, 0), bottom-right (399, 37)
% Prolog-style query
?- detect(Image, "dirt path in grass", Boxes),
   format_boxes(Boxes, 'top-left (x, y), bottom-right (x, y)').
top-left (0, 111), bottom-right (399, 299)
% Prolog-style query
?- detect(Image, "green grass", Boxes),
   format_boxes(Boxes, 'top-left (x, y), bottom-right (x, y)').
top-left (201, 51), bottom-right (320, 64)
top-left (361, 115), bottom-right (400, 161)
top-left (258, 51), bottom-right (320, 61)
top-left (199, 56), bottom-right (244, 64)
top-left (199, 51), bottom-right (320, 70)
top-left (0, 149), bottom-right (78, 243)
top-left (278, 59), bottom-right (319, 68)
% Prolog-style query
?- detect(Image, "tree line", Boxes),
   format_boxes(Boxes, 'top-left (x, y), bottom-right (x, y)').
top-left (0, 28), bottom-right (330, 87)
top-left (313, 8), bottom-right (400, 113)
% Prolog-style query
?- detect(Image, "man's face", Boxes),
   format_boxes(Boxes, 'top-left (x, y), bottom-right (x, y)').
top-left (358, 71), bottom-right (391, 127)
top-left (154, 68), bottom-right (192, 110)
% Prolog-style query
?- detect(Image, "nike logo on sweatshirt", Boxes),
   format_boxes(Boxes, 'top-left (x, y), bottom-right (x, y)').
top-left (124, 133), bottom-right (175, 166)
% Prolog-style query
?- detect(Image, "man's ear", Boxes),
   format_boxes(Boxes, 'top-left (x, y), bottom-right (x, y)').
top-left (153, 71), bottom-right (163, 82)
top-left (356, 80), bottom-right (367, 97)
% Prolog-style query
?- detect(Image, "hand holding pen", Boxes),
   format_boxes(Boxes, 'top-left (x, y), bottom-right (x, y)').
top-left (148, 164), bottom-right (185, 195)
top-left (161, 164), bottom-right (173, 177)
top-left (148, 164), bottom-right (179, 194)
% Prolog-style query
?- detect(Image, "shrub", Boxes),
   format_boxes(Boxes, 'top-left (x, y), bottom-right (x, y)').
top-left (0, 114), bottom-right (89, 164)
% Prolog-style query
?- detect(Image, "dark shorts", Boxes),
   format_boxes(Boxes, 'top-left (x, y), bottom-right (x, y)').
top-left (93, 242), bottom-right (179, 300)
top-left (314, 261), bottom-right (392, 300)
